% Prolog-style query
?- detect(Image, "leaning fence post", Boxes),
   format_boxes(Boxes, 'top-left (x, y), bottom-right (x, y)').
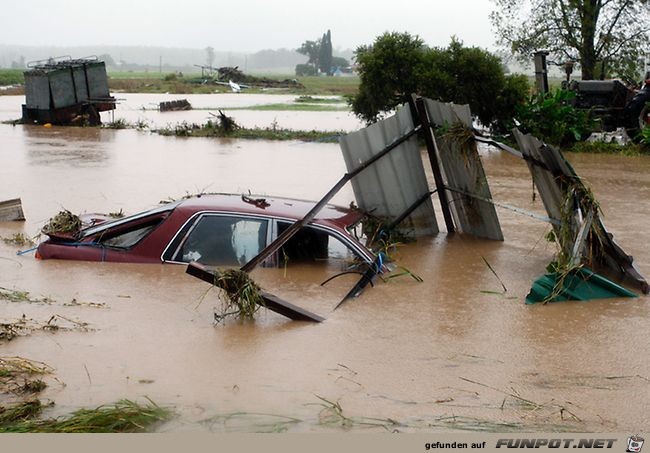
top-left (411, 95), bottom-right (455, 234)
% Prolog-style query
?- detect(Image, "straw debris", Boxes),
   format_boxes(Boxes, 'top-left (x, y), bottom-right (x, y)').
top-left (41, 210), bottom-right (82, 236)
top-left (213, 269), bottom-right (265, 322)
top-left (1, 233), bottom-right (35, 247)
top-left (0, 287), bottom-right (55, 304)
top-left (0, 356), bottom-right (53, 396)
top-left (0, 314), bottom-right (92, 342)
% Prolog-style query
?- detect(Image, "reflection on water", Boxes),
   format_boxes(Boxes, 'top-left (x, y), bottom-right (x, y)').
top-left (0, 120), bottom-right (649, 432)
top-left (22, 125), bottom-right (113, 167)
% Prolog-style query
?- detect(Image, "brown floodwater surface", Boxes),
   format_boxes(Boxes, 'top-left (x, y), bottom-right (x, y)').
top-left (0, 117), bottom-right (649, 432)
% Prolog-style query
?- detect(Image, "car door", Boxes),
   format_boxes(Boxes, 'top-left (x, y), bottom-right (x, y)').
top-left (162, 213), bottom-right (270, 266)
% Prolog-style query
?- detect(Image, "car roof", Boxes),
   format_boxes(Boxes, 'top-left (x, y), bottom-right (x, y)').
top-left (175, 193), bottom-right (363, 228)
top-left (80, 193), bottom-right (364, 238)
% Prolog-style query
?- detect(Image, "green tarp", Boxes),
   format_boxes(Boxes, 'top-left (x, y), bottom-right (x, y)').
top-left (526, 267), bottom-right (637, 304)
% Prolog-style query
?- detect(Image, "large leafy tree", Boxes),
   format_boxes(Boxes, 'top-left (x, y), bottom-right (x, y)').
top-left (490, 0), bottom-right (650, 80)
top-left (351, 32), bottom-right (426, 123)
top-left (350, 32), bottom-right (529, 130)
top-left (298, 30), bottom-right (334, 74)
top-left (297, 40), bottom-right (321, 71)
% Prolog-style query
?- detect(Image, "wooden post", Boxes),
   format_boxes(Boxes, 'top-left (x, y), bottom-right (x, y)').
top-left (412, 95), bottom-right (455, 233)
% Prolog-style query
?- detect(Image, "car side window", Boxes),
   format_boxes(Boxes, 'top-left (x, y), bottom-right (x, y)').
top-left (276, 221), bottom-right (361, 268)
top-left (173, 215), bottom-right (268, 266)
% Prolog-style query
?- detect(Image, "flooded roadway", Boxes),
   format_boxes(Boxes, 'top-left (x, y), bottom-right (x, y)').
top-left (0, 94), bottom-right (649, 432)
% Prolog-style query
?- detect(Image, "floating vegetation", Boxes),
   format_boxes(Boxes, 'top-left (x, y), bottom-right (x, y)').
top-left (103, 118), bottom-right (129, 129)
top-left (313, 395), bottom-right (400, 431)
top-left (1, 233), bottom-right (35, 247)
top-left (41, 210), bottom-right (82, 236)
top-left (63, 298), bottom-right (107, 309)
top-left (107, 209), bottom-right (125, 219)
top-left (0, 356), bottom-right (53, 395)
top-left (213, 269), bottom-right (264, 322)
top-left (0, 399), bottom-right (172, 433)
top-left (0, 314), bottom-right (92, 342)
top-left (0, 287), bottom-right (55, 305)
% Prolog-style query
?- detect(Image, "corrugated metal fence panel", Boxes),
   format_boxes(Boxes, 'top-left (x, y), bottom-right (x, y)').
top-left (512, 129), bottom-right (565, 226)
top-left (24, 73), bottom-right (50, 109)
top-left (425, 100), bottom-right (472, 128)
top-left (513, 128), bottom-right (648, 293)
top-left (49, 69), bottom-right (76, 108)
top-left (86, 62), bottom-right (110, 99)
top-left (424, 98), bottom-right (503, 240)
top-left (339, 105), bottom-right (439, 236)
top-left (72, 66), bottom-right (89, 102)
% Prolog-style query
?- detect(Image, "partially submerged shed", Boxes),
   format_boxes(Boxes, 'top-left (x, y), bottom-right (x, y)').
top-left (22, 56), bottom-right (116, 125)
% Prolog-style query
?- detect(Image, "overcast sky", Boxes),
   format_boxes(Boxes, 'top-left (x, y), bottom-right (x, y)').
top-left (1, 0), bottom-right (498, 51)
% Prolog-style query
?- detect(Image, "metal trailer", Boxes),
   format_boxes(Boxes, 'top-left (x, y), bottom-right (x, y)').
top-left (22, 56), bottom-right (116, 125)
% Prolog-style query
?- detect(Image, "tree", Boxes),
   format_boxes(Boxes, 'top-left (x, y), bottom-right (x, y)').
top-left (331, 56), bottom-right (350, 68)
top-left (491, 0), bottom-right (650, 80)
top-left (350, 32), bottom-right (529, 130)
top-left (319, 30), bottom-right (333, 74)
top-left (297, 40), bottom-right (321, 71)
top-left (351, 32), bottom-right (425, 122)
top-left (298, 30), bottom-right (334, 74)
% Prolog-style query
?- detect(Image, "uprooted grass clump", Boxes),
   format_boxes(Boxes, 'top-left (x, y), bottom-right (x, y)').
top-left (0, 399), bottom-right (172, 433)
top-left (41, 210), bottom-right (81, 236)
top-left (213, 269), bottom-right (264, 323)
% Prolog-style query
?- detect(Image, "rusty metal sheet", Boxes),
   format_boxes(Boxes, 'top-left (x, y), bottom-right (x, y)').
top-left (339, 105), bottom-right (438, 237)
top-left (423, 98), bottom-right (503, 241)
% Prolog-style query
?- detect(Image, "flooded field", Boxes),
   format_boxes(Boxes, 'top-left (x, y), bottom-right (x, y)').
top-left (0, 100), bottom-right (649, 432)
top-left (0, 93), bottom-right (363, 131)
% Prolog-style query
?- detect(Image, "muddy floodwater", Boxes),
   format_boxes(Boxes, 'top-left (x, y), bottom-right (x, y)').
top-left (0, 98), bottom-right (649, 432)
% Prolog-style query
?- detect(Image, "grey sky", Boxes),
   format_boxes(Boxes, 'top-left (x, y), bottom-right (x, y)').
top-left (1, 0), bottom-right (498, 51)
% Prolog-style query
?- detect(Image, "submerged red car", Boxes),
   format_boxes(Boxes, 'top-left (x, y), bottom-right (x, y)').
top-left (36, 194), bottom-right (374, 268)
